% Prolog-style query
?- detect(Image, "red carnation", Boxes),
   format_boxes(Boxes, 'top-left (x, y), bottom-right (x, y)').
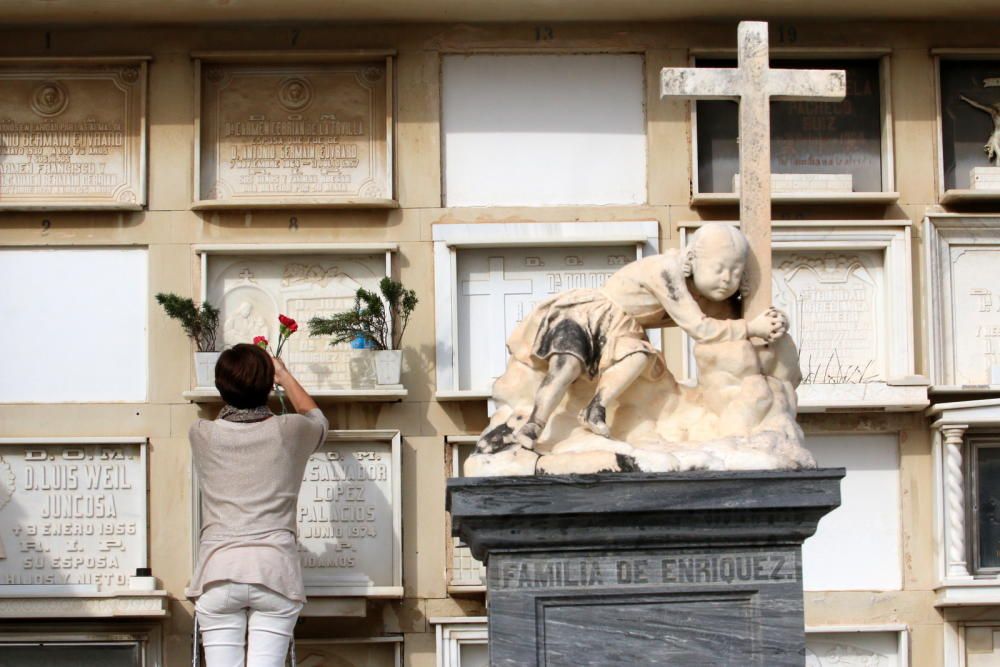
top-left (253, 335), bottom-right (268, 349)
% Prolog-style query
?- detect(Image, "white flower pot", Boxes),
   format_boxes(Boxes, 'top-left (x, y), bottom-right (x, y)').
top-left (373, 350), bottom-right (402, 386)
top-left (194, 352), bottom-right (221, 388)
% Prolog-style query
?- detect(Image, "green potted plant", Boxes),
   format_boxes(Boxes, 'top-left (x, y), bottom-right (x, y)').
top-left (155, 293), bottom-right (220, 388)
top-left (308, 277), bottom-right (417, 386)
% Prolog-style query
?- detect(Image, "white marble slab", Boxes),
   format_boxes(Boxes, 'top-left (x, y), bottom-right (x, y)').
top-left (774, 249), bottom-right (885, 386)
top-left (0, 439), bottom-right (147, 595)
top-left (298, 432), bottom-right (401, 596)
top-left (926, 216), bottom-right (1000, 388)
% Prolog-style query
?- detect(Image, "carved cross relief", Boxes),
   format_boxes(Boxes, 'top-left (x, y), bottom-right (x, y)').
top-left (660, 21), bottom-right (846, 317)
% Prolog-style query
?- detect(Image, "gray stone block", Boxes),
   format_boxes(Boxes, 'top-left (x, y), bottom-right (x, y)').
top-left (447, 469), bottom-right (844, 666)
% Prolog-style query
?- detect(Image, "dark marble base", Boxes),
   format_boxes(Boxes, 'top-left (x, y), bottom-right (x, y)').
top-left (447, 469), bottom-right (844, 667)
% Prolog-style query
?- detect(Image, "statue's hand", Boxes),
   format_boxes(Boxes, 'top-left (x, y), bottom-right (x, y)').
top-left (748, 307), bottom-right (788, 343)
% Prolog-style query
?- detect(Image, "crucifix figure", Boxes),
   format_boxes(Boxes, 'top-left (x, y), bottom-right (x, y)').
top-left (660, 21), bottom-right (846, 318)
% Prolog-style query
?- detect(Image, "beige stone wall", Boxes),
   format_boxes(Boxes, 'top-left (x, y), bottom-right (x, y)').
top-left (2, 18), bottom-right (998, 667)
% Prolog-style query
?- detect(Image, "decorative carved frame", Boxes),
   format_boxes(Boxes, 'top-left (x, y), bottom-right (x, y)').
top-left (687, 48), bottom-right (897, 206)
top-left (191, 50), bottom-right (396, 210)
top-left (925, 214), bottom-right (1000, 392)
top-left (0, 56), bottom-right (149, 211)
top-left (679, 220), bottom-right (922, 412)
top-left (187, 242), bottom-right (403, 402)
top-left (432, 221), bottom-right (660, 400)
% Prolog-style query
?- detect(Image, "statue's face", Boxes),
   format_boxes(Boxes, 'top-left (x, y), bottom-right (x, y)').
top-left (691, 243), bottom-right (745, 301)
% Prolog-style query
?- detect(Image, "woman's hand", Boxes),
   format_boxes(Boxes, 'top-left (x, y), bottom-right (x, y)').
top-left (269, 354), bottom-right (318, 414)
top-left (271, 355), bottom-right (292, 387)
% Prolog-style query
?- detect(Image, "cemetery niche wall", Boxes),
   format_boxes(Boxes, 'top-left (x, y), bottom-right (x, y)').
top-left (192, 430), bottom-right (402, 615)
top-left (936, 53), bottom-right (1000, 202)
top-left (188, 243), bottom-right (404, 401)
top-left (691, 54), bottom-right (894, 204)
top-left (193, 51), bottom-right (394, 209)
top-left (0, 57), bottom-right (148, 210)
top-left (0, 437), bottom-right (166, 618)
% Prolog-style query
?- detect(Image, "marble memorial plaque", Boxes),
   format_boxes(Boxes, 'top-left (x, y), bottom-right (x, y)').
top-left (197, 59), bottom-right (392, 206)
top-left (806, 631), bottom-right (901, 666)
top-left (773, 250), bottom-right (885, 386)
top-left (455, 245), bottom-right (636, 392)
top-left (0, 442), bottom-right (147, 593)
top-left (949, 245), bottom-right (1000, 385)
top-left (294, 640), bottom-right (399, 667)
top-left (297, 438), bottom-right (399, 594)
top-left (972, 166), bottom-right (1000, 191)
top-left (939, 59), bottom-right (1000, 191)
top-left (697, 58), bottom-right (882, 193)
top-left (205, 253), bottom-right (385, 390)
top-left (0, 59), bottom-right (147, 209)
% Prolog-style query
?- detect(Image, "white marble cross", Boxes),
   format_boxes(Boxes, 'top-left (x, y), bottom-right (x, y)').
top-left (660, 21), bottom-right (846, 317)
top-left (462, 256), bottom-right (533, 379)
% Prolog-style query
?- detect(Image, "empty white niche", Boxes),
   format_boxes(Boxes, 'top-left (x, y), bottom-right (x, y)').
top-left (803, 433), bottom-right (902, 591)
top-left (442, 54), bottom-right (647, 207)
top-left (0, 247), bottom-right (147, 402)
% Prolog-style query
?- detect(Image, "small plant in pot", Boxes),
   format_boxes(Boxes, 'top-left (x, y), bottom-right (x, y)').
top-left (155, 293), bottom-right (220, 388)
top-left (308, 277), bottom-right (417, 387)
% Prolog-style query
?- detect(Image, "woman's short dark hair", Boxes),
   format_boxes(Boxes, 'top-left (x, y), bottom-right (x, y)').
top-left (215, 344), bottom-right (274, 409)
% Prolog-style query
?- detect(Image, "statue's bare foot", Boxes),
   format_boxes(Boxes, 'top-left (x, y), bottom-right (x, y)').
top-left (515, 421), bottom-right (543, 450)
top-left (579, 397), bottom-right (611, 438)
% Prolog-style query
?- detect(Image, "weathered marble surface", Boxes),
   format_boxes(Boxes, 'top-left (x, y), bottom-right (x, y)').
top-left (466, 223), bottom-right (813, 477)
top-left (448, 470), bottom-right (844, 667)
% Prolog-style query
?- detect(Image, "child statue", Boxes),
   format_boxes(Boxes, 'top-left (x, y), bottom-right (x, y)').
top-left (478, 222), bottom-right (788, 455)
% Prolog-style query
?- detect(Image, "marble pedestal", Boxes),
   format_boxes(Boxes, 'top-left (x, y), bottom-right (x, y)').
top-left (447, 469), bottom-right (844, 667)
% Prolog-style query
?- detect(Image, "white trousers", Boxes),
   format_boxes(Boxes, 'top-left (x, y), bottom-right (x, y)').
top-left (195, 582), bottom-right (303, 667)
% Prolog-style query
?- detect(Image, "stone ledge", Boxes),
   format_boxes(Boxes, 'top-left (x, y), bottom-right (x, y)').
top-left (448, 469), bottom-right (846, 561)
top-left (0, 591), bottom-right (169, 618)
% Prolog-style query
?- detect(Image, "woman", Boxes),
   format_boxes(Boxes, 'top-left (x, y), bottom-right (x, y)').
top-left (186, 343), bottom-right (329, 667)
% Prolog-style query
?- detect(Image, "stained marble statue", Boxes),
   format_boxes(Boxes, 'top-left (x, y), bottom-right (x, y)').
top-left (466, 222), bottom-right (812, 476)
